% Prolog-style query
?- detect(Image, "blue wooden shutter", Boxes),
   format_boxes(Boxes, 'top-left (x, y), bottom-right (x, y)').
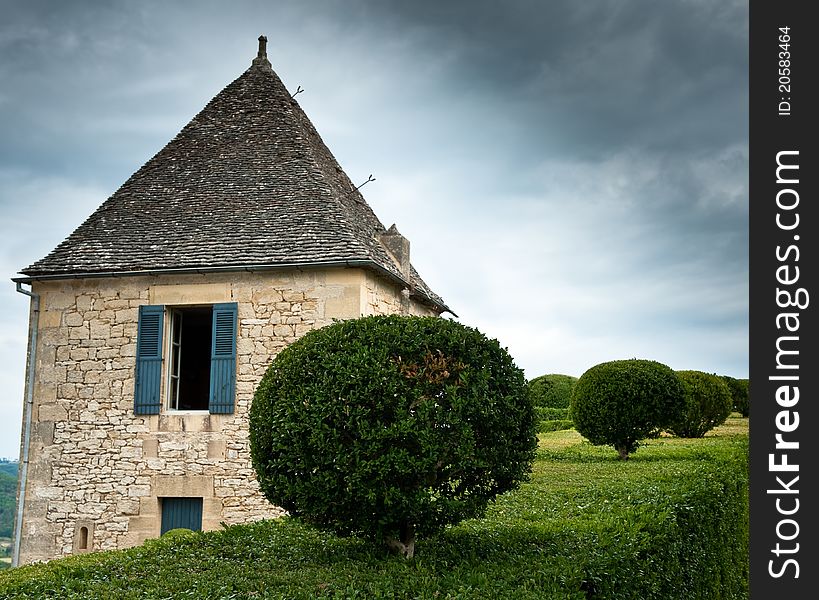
top-left (209, 302), bottom-right (237, 414)
top-left (134, 305), bottom-right (164, 415)
top-left (161, 497), bottom-right (203, 534)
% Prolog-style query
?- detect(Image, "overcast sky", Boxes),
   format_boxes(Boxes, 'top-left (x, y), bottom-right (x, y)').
top-left (0, 0), bottom-right (748, 459)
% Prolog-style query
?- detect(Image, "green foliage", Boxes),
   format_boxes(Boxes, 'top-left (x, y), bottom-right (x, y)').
top-left (534, 408), bottom-right (572, 433)
top-left (249, 315), bottom-right (537, 553)
top-left (669, 371), bottom-right (734, 438)
top-left (528, 374), bottom-right (577, 408)
top-left (535, 407), bottom-right (569, 421)
top-left (569, 359), bottom-right (686, 459)
top-left (0, 422), bottom-right (749, 599)
top-left (160, 528), bottom-right (197, 540)
top-left (721, 376), bottom-right (750, 417)
top-left (536, 419), bottom-right (574, 433)
top-left (0, 464), bottom-right (18, 538)
top-left (0, 462), bottom-right (18, 478)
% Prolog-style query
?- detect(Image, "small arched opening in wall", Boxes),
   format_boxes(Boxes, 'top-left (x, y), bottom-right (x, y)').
top-left (73, 521), bottom-right (94, 553)
top-left (78, 527), bottom-right (88, 550)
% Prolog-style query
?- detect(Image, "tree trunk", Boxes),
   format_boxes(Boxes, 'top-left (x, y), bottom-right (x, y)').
top-left (616, 445), bottom-right (630, 460)
top-left (385, 522), bottom-right (415, 559)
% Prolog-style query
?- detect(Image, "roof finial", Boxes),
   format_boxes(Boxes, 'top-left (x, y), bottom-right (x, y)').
top-left (252, 35), bottom-right (271, 69)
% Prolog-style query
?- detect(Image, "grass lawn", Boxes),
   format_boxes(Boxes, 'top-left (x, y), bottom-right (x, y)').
top-left (0, 416), bottom-right (748, 599)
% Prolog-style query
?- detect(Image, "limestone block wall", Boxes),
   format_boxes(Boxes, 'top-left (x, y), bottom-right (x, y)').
top-left (16, 266), bottom-right (440, 563)
top-left (363, 271), bottom-right (438, 318)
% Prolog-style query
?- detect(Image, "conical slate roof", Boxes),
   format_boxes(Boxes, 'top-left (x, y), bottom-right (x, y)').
top-left (20, 38), bottom-right (448, 313)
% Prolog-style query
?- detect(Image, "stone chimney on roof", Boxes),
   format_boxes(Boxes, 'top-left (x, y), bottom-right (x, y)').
top-left (379, 224), bottom-right (411, 281)
top-left (252, 35), bottom-right (271, 69)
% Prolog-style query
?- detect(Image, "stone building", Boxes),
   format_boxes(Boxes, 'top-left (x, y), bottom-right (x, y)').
top-left (11, 37), bottom-right (449, 565)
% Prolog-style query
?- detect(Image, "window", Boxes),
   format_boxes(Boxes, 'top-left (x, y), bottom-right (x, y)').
top-left (78, 526), bottom-right (88, 550)
top-left (168, 307), bottom-right (213, 411)
top-left (72, 521), bottom-right (94, 553)
top-left (134, 302), bottom-right (237, 415)
top-left (160, 497), bottom-right (203, 535)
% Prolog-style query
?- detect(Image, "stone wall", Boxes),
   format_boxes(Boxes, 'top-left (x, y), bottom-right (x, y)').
top-left (363, 271), bottom-right (438, 317)
top-left (17, 267), bottom-right (439, 563)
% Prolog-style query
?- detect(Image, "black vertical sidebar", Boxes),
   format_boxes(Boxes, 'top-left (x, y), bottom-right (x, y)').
top-left (749, 1), bottom-right (817, 597)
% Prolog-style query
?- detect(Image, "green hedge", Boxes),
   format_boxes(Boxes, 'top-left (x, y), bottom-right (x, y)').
top-left (0, 429), bottom-right (748, 599)
top-left (535, 407), bottom-right (569, 421)
top-left (528, 374), bottom-right (577, 408)
top-left (249, 315), bottom-right (537, 555)
top-left (669, 371), bottom-right (733, 438)
top-left (570, 359), bottom-right (686, 459)
top-left (535, 406), bottom-right (574, 433)
top-left (534, 408), bottom-right (572, 433)
top-left (571, 444), bottom-right (748, 598)
top-left (721, 376), bottom-right (750, 417)
top-left (537, 419), bottom-right (574, 433)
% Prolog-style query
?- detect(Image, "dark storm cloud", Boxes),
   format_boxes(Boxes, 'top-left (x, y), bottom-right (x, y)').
top-left (360, 0), bottom-right (747, 156)
top-left (338, 0), bottom-right (749, 293)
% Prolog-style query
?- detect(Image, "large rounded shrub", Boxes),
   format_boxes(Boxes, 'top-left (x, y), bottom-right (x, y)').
top-left (249, 315), bottom-right (537, 557)
top-left (669, 371), bottom-right (733, 438)
top-left (721, 376), bottom-right (750, 417)
top-left (569, 359), bottom-right (685, 459)
top-left (528, 374), bottom-right (577, 408)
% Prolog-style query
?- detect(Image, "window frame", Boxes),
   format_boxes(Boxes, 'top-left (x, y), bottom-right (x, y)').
top-left (134, 302), bottom-right (237, 416)
top-left (164, 305), bottom-right (214, 413)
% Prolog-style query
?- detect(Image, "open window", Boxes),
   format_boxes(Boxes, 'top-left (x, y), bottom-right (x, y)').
top-left (134, 302), bottom-right (237, 415)
top-left (168, 307), bottom-right (213, 411)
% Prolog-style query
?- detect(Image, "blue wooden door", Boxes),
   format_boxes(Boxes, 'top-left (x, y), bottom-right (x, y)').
top-left (161, 497), bottom-right (203, 535)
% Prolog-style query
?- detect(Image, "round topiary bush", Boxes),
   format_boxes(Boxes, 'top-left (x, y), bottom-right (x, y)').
top-left (569, 359), bottom-right (685, 459)
top-left (249, 315), bottom-right (537, 558)
top-left (669, 371), bottom-right (733, 438)
top-left (527, 374), bottom-right (577, 408)
top-left (721, 375), bottom-right (750, 417)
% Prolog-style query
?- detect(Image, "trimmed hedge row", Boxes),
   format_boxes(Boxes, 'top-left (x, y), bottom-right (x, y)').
top-left (534, 407), bottom-right (573, 433)
top-left (563, 438), bottom-right (749, 598)
top-left (0, 429), bottom-right (748, 599)
top-left (535, 406), bottom-right (569, 421)
top-left (536, 419), bottom-right (574, 433)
